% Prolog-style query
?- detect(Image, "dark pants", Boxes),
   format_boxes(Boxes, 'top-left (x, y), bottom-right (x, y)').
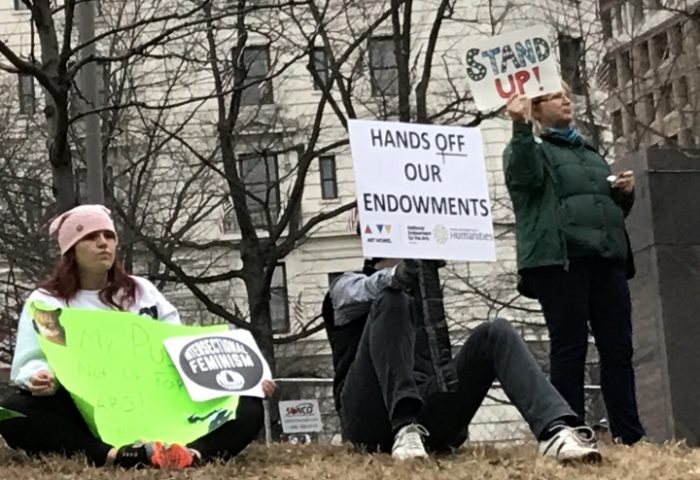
top-left (339, 289), bottom-right (577, 452)
top-left (524, 257), bottom-right (645, 445)
top-left (0, 388), bottom-right (263, 465)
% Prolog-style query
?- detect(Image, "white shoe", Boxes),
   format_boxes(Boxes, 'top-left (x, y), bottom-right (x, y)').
top-left (391, 424), bottom-right (429, 460)
top-left (539, 426), bottom-right (602, 463)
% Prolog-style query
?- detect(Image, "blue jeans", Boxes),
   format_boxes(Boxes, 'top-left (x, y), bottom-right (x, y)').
top-left (339, 289), bottom-right (577, 451)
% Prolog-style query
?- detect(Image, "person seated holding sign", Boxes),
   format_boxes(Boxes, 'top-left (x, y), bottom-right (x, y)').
top-left (322, 234), bottom-right (602, 462)
top-left (0, 205), bottom-right (275, 469)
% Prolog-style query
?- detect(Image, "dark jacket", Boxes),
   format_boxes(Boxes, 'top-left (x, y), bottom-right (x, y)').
top-left (503, 121), bottom-right (635, 290)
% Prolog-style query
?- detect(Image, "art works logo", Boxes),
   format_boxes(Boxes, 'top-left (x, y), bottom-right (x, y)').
top-left (364, 224), bottom-right (392, 235)
top-left (364, 224), bottom-right (394, 244)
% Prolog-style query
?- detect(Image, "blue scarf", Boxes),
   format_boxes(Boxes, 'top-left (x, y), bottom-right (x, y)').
top-left (545, 126), bottom-right (581, 143)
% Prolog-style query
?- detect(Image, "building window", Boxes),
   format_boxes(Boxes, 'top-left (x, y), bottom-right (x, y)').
top-left (619, 50), bottom-right (632, 85)
top-left (669, 23), bottom-right (684, 56)
top-left (368, 36), bottom-right (398, 97)
top-left (612, 110), bottom-right (624, 142)
top-left (95, 0), bottom-right (102, 15)
top-left (319, 155), bottom-right (338, 199)
top-left (643, 93), bottom-right (655, 124)
top-left (75, 165), bottom-right (114, 204)
top-left (270, 264), bottom-right (289, 333)
top-left (615, 3), bottom-right (636, 34)
top-left (674, 76), bottom-right (689, 106)
top-left (310, 46), bottom-right (330, 90)
top-left (601, 10), bottom-right (613, 39)
top-left (18, 177), bottom-right (43, 226)
top-left (558, 34), bottom-right (584, 95)
top-left (614, 4), bottom-right (625, 34)
top-left (680, 128), bottom-right (696, 147)
top-left (637, 41), bottom-right (650, 74)
top-left (657, 83), bottom-right (672, 116)
top-left (630, 0), bottom-right (644, 22)
top-left (14, 0), bottom-right (29, 10)
top-left (241, 45), bottom-right (273, 106)
top-left (18, 74), bottom-right (35, 115)
top-left (98, 61), bottom-right (110, 106)
top-left (222, 197), bottom-right (236, 233)
top-left (651, 32), bottom-right (669, 64)
top-left (607, 57), bottom-right (618, 88)
top-left (238, 152), bottom-right (280, 228)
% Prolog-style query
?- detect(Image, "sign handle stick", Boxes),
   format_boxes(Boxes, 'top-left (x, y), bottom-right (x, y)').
top-left (263, 399), bottom-right (272, 446)
top-left (416, 259), bottom-right (459, 393)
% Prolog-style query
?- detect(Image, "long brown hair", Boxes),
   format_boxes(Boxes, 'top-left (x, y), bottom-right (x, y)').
top-left (37, 250), bottom-right (137, 310)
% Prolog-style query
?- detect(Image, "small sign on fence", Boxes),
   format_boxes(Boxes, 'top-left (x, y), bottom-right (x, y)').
top-left (278, 399), bottom-right (323, 433)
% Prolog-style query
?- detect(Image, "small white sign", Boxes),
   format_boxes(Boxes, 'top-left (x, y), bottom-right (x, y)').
top-left (278, 399), bottom-right (323, 433)
top-left (164, 329), bottom-right (272, 402)
top-left (348, 119), bottom-right (496, 262)
top-left (465, 25), bottom-right (560, 111)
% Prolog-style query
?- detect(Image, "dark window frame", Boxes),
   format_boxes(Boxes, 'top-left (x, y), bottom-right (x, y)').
top-left (238, 151), bottom-right (280, 229)
top-left (310, 46), bottom-right (330, 90)
top-left (319, 155), bottom-right (338, 199)
top-left (558, 33), bottom-right (585, 95)
top-left (270, 263), bottom-right (290, 334)
top-left (18, 74), bottom-right (36, 115)
top-left (240, 45), bottom-right (274, 106)
top-left (368, 35), bottom-right (398, 97)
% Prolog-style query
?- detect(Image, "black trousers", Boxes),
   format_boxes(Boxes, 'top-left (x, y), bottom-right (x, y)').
top-left (523, 257), bottom-right (645, 445)
top-left (339, 288), bottom-right (577, 452)
top-left (0, 388), bottom-right (263, 465)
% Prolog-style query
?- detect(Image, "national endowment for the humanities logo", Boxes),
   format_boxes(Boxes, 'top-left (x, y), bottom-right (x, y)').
top-left (433, 224), bottom-right (448, 244)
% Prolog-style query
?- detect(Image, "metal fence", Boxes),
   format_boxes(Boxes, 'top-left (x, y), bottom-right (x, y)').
top-left (264, 378), bottom-right (605, 446)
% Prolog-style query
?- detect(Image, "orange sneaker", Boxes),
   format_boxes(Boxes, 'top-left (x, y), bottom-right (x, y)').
top-left (153, 443), bottom-right (196, 469)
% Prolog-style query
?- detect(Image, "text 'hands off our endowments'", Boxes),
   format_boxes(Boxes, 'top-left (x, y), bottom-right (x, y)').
top-left (364, 126), bottom-right (489, 218)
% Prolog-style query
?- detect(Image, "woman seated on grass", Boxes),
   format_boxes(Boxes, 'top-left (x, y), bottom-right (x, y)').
top-left (0, 204), bottom-right (275, 469)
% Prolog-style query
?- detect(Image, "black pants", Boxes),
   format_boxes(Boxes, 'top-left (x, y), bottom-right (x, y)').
top-left (0, 388), bottom-right (263, 466)
top-left (523, 257), bottom-right (645, 445)
top-left (339, 289), bottom-right (577, 452)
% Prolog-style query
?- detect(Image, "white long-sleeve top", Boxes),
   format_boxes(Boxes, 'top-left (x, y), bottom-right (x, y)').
top-left (10, 276), bottom-right (181, 390)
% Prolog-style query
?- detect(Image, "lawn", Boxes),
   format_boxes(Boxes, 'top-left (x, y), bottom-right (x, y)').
top-left (0, 441), bottom-right (698, 480)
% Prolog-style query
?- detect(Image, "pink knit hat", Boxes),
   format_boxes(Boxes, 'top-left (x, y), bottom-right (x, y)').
top-left (48, 205), bottom-right (118, 255)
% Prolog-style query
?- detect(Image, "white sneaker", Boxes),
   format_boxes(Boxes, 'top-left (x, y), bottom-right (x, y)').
top-left (391, 424), bottom-right (429, 460)
top-left (539, 426), bottom-right (602, 463)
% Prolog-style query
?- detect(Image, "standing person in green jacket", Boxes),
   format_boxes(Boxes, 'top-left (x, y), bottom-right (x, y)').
top-left (502, 85), bottom-right (645, 445)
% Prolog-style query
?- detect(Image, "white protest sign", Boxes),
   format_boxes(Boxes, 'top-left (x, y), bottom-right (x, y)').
top-left (278, 399), bottom-right (323, 433)
top-left (164, 329), bottom-right (272, 402)
top-left (348, 119), bottom-right (496, 262)
top-left (465, 25), bottom-right (560, 111)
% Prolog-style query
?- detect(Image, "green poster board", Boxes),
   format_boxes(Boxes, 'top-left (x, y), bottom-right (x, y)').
top-left (32, 302), bottom-right (239, 447)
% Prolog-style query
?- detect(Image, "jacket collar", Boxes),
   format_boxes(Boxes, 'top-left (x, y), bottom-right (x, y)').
top-left (540, 131), bottom-right (599, 153)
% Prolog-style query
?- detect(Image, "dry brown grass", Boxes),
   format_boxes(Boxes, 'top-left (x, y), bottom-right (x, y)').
top-left (0, 442), bottom-right (698, 480)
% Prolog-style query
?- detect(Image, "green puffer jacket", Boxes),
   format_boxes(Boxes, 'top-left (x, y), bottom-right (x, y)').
top-left (502, 121), bottom-right (634, 274)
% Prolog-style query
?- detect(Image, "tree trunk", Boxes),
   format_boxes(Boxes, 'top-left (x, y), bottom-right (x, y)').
top-left (245, 271), bottom-right (276, 376)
